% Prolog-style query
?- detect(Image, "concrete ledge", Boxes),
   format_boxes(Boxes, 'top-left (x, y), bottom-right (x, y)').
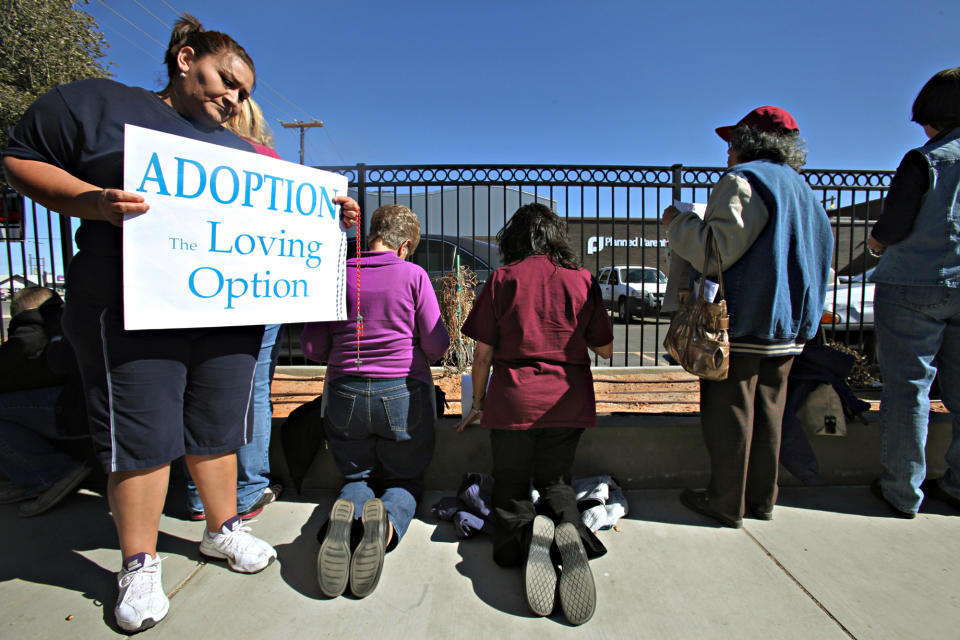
top-left (274, 365), bottom-right (691, 377)
top-left (269, 411), bottom-right (953, 492)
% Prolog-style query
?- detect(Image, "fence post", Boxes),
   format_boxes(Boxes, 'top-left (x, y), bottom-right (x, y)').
top-left (670, 163), bottom-right (683, 203)
top-left (356, 163), bottom-right (367, 251)
top-left (58, 209), bottom-right (74, 271)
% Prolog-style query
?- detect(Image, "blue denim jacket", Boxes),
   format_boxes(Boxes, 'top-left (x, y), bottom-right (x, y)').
top-left (870, 126), bottom-right (960, 287)
top-left (715, 161), bottom-right (833, 345)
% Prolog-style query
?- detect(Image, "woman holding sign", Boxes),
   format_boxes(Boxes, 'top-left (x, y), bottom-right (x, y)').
top-left (3, 14), bottom-right (358, 633)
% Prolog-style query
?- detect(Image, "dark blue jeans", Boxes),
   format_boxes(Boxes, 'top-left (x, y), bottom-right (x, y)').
top-left (325, 375), bottom-right (435, 541)
top-left (0, 386), bottom-right (82, 494)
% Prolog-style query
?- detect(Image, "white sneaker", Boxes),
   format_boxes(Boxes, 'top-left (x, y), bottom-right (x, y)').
top-left (199, 516), bottom-right (277, 573)
top-left (115, 553), bottom-right (169, 632)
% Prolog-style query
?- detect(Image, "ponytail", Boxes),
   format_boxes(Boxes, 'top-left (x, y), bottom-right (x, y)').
top-left (163, 13), bottom-right (255, 85)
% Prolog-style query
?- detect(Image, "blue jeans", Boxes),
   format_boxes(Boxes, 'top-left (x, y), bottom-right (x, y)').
top-left (324, 375), bottom-right (435, 542)
top-left (186, 324), bottom-right (285, 513)
top-left (876, 284), bottom-right (960, 513)
top-left (0, 386), bottom-right (82, 494)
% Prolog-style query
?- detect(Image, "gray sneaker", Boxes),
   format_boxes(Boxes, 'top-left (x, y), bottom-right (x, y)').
top-left (555, 522), bottom-right (597, 626)
top-left (523, 515), bottom-right (557, 617)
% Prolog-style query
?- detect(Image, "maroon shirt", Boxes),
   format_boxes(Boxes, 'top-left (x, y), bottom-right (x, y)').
top-left (462, 255), bottom-right (613, 430)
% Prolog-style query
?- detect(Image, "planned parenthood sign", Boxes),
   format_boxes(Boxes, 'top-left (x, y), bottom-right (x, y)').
top-left (122, 125), bottom-right (348, 330)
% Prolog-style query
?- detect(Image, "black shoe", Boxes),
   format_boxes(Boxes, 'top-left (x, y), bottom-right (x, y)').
top-left (921, 478), bottom-right (960, 512)
top-left (747, 504), bottom-right (774, 521)
top-left (350, 498), bottom-right (387, 598)
top-left (870, 480), bottom-right (916, 519)
top-left (238, 485), bottom-right (282, 520)
top-left (555, 522), bottom-right (596, 626)
top-left (18, 463), bottom-right (91, 518)
top-left (318, 498), bottom-right (354, 597)
top-left (523, 515), bottom-right (557, 617)
top-left (679, 489), bottom-right (742, 528)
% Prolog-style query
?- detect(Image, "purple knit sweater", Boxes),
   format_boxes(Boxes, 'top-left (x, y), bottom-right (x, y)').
top-left (301, 251), bottom-right (449, 384)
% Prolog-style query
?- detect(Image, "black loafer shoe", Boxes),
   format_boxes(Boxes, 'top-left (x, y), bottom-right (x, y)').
top-left (18, 463), bottom-right (91, 518)
top-left (680, 489), bottom-right (743, 528)
top-left (870, 480), bottom-right (916, 519)
top-left (747, 504), bottom-right (774, 521)
top-left (350, 498), bottom-right (387, 598)
top-left (318, 498), bottom-right (355, 598)
top-left (921, 478), bottom-right (960, 512)
top-left (523, 515), bottom-right (557, 617)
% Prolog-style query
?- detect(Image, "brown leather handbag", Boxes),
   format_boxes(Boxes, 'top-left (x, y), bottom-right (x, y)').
top-left (663, 229), bottom-right (730, 381)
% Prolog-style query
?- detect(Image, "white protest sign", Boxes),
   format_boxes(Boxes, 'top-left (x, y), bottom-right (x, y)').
top-left (122, 124), bottom-right (348, 330)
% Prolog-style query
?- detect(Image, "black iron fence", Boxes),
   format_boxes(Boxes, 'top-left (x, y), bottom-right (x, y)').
top-left (1, 164), bottom-right (894, 366)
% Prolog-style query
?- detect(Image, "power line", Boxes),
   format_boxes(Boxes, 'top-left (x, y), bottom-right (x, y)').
top-left (95, 0), bottom-right (349, 165)
top-left (101, 21), bottom-right (162, 62)
top-left (258, 79), bottom-right (315, 120)
top-left (130, 0), bottom-right (170, 29)
top-left (156, 0), bottom-right (182, 18)
top-left (95, 0), bottom-right (165, 48)
top-left (254, 93), bottom-right (300, 123)
top-left (323, 127), bottom-right (347, 164)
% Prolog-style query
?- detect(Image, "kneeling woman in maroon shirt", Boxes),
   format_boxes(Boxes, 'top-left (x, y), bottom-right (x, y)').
top-left (461, 203), bottom-right (613, 626)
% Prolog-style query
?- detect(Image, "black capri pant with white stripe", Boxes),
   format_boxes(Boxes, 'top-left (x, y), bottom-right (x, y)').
top-left (63, 299), bottom-right (262, 473)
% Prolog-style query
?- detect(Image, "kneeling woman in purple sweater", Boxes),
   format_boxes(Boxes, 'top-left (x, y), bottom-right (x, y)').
top-left (301, 205), bottom-right (449, 598)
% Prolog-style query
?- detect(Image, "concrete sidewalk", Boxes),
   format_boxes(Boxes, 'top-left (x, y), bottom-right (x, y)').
top-left (2, 485), bottom-right (958, 639)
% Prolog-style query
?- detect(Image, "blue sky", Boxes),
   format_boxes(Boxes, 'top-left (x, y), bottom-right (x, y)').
top-left (83, 0), bottom-right (959, 171)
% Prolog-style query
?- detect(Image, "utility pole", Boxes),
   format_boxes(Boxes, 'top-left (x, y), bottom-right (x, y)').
top-left (280, 120), bottom-right (324, 165)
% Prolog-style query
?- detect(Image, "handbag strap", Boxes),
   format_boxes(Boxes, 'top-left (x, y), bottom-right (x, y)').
top-left (699, 227), bottom-right (726, 301)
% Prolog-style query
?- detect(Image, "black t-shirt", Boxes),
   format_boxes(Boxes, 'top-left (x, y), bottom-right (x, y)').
top-left (4, 78), bottom-right (254, 305)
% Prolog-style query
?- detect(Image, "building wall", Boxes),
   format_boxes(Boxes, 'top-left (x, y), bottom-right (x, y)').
top-left (564, 218), bottom-right (669, 275)
top-left (566, 216), bottom-right (875, 277)
top-left (350, 186), bottom-right (556, 239)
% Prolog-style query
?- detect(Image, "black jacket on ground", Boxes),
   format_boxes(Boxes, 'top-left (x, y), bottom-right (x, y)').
top-left (1, 300), bottom-right (87, 438)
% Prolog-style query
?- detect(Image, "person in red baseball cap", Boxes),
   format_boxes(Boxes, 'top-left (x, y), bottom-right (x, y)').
top-left (661, 104), bottom-right (833, 529)
top-left (714, 105), bottom-right (800, 143)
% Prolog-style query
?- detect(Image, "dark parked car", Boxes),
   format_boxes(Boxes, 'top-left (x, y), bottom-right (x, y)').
top-left (408, 235), bottom-right (503, 295)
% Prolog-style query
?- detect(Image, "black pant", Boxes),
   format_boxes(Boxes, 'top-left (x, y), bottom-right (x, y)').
top-left (489, 427), bottom-right (606, 567)
top-left (699, 353), bottom-right (794, 519)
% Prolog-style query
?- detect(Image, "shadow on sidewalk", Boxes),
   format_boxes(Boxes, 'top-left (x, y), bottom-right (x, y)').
top-left (774, 484), bottom-right (958, 518)
top-left (618, 489), bottom-right (737, 528)
top-left (273, 498), bottom-right (329, 600)
top-left (0, 491), bottom-right (199, 633)
top-left (426, 509), bottom-right (560, 621)
top-left (616, 485), bottom-right (958, 524)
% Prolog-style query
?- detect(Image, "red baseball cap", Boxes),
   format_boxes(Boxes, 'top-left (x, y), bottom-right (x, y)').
top-left (715, 106), bottom-right (799, 141)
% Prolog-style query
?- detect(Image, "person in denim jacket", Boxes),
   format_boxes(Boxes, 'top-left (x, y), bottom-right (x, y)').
top-left (868, 68), bottom-right (960, 518)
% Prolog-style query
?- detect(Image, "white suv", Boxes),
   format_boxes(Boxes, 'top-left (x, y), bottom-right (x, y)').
top-left (597, 266), bottom-right (667, 321)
